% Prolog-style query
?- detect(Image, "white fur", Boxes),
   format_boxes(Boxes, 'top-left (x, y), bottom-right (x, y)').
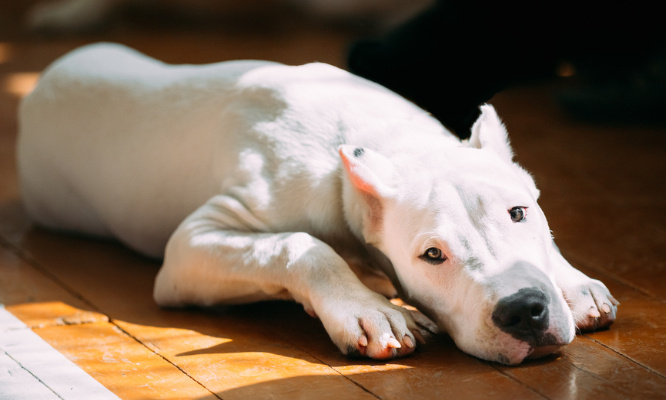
top-left (18, 43), bottom-right (617, 364)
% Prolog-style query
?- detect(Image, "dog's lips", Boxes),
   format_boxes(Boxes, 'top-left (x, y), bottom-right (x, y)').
top-left (525, 344), bottom-right (563, 360)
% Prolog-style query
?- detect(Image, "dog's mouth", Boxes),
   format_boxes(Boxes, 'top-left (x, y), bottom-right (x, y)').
top-left (491, 323), bottom-right (571, 365)
top-left (493, 342), bottom-right (566, 365)
top-left (525, 344), bottom-right (563, 360)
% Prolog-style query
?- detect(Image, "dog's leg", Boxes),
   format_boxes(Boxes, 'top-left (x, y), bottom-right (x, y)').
top-left (550, 242), bottom-right (619, 331)
top-left (154, 196), bottom-right (423, 359)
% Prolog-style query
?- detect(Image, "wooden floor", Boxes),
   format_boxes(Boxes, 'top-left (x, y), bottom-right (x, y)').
top-left (2, 3), bottom-right (666, 399)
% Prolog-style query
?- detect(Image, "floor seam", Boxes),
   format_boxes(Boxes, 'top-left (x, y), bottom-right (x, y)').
top-left (581, 334), bottom-right (666, 380)
top-left (108, 318), bottom-right (224, 400)
top-left (300, 352), bottom-right (382, 400)
top-left (490, 366), bottom-right (550, 400)
top-left (0, 235), bottom-right (102, 315)
top-left (2, 348), bottom-right (65, 400)
top-left (563, 250), bottom-right (666, 304)
top-left (270, 329), bottom-right (383, 400)
top-left (0, 236), bottom-right (222, 398)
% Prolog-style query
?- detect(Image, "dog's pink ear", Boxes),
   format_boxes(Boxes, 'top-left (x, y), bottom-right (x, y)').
top-left (339, 145), bottom-right (396, 238)
top-left (468, 104), bottom-right (514, 163)
top-left (338, 145), bottom-right (396, 199)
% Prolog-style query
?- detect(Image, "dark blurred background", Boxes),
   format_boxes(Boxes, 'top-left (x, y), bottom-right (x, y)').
top-left (2, 0), bottom-right (665, 138)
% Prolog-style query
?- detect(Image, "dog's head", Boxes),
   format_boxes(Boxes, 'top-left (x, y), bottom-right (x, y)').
top-left (340, 104), bottom-right (575, 365)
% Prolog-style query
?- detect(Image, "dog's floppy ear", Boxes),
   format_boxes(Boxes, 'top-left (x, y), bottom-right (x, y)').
top-left (339, 145), bottom-right (396, 199)
top-left (339, 145), bottom-right (396, 238)
top-left (468, 104), bottom-right (514, 163)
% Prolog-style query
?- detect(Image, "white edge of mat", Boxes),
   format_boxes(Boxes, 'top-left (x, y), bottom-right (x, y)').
top-left (0, 305), bottom-right (120, 400)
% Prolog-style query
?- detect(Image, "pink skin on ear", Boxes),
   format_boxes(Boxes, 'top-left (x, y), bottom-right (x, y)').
top-left (339, 147), bottom-right (379, 196)
top-left (338, 146), bottom-right (388, 237)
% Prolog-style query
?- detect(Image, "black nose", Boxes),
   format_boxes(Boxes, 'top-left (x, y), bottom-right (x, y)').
top-left (492, 288), bottom-right (550, 343)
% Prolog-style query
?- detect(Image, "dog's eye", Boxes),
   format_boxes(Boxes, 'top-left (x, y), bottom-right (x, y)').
top-left (421, 247), bottom-right (447, 264)
top-left (509, 206), bottom-right (528, 223)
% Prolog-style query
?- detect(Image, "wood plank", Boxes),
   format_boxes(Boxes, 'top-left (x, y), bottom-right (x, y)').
top-left (33, 321), bottom-right (218, 400)
top-left (114, 320), bottom-right (378, 400)
top-left (0, 308), bottom-right (120, 400)
top-left (222, 295), bottom-right (666, 400)
top-left (496, 336), bottom-right (666, 400)
top-left (0, 241), bottom-right (219, 399)
top-left (0, 243), bottom-right (103, 320)
top-left (5, 229), bottom-right (380, 399)
top-left (332, 348), bottom-right (545, 400)
top-left (1, 228), bottom-right (165, 324)
top-left (0, 243), bottom-right (221, 399)
top-left (0, 235), bottom-right (109, 329)
top-left (552, 205), bottom-right (666, 301)
top-left (573, 261), bottom-right (666, 376)
top-left (220, 303), bottom-right (546, 400)
top-left (8, 301), bottom-right (107, 329)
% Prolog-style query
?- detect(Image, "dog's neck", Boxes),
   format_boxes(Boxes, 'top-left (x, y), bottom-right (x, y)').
top-left (340, 171), bottom-right (410, 298)
top-left (340, 171), bottom-right (372, 244)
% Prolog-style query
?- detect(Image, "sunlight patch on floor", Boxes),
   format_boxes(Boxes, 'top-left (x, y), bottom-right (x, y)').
top-left (0, 306), bottom-right (120, 399)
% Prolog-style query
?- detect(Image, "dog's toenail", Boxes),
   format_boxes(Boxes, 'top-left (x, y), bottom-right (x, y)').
top-left (601, 303), bottom-right (611, 313)
top-left (588, 307), bottom-right (601, 318)
top-left (358, 335), bottom-right (368, 347)
top-left (387, 337), bottom-right (401, 349)
top-left (404, 335), bottom-right (414, 348)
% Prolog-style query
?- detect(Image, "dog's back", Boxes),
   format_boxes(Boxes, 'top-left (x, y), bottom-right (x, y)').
top-left (18, 43), bottom-right (450, 257)
top-left (18, 43), bottom-right (276, 255)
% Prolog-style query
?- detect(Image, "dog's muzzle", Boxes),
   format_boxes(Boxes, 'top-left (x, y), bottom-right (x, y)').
top-left (491, 287), bottom-right (557, 349)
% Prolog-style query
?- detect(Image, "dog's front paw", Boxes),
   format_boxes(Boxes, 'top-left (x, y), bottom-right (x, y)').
top-left (563, 278), bottom-right (619, 332)
top-left (315, 292), bottom-right (425, 360)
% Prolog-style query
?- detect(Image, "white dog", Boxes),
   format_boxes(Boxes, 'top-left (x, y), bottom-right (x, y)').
top-left (18, 43), bottom-right (618, 364)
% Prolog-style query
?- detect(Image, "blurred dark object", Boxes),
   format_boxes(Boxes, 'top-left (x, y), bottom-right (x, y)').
top-left (347, 0), bottom-right (666, 138)
top-left (23, 0), bottom-right (435, 35)
top-left (558, 50), bottom-right (666, 125)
